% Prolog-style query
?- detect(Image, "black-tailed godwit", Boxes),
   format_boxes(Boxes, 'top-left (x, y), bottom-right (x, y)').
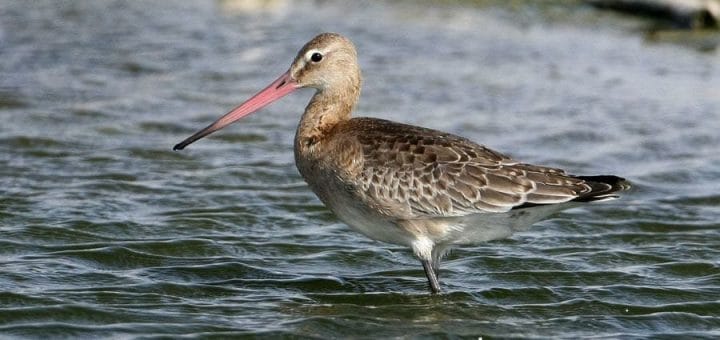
top-left (174, 33), bottom-right (630, 294)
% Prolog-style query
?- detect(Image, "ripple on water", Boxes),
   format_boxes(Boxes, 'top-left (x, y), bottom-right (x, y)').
top-left (1, 0), bottom-right (719, 338)
top-left (0, 136), bottom-right (72, 149)
top-left (0, 98), bottom-right (28, 110)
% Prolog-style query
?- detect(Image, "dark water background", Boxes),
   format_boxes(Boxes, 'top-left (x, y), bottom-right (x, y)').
top-left (1, 0), bottom-right (719, 338)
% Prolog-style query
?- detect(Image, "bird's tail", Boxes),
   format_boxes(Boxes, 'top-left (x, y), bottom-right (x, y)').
top-left (573, 175), bottom-right (631, 202)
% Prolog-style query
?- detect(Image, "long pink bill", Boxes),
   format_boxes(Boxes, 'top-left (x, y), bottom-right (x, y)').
top-left (173, 70), bottom-right (298, 150)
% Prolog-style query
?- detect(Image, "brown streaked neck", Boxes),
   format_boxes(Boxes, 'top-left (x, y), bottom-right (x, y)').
top-left (295, 84), bottom-right (361, 151)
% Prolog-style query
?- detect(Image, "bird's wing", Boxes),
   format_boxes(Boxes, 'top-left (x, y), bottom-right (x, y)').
top-left (343, 117), bottom-right (620, 219)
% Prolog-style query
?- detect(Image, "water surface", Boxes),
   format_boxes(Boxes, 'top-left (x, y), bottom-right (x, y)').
top-left (1, 0), bottom-right (719, 338)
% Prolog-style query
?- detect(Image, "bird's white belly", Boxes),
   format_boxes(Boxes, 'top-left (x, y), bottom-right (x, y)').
top-left (322, 190), bottom-right (575, 248)
top-left (440, 203), bottom-right (577, 244)
top-left (326, 195), bottom-right (415, 247)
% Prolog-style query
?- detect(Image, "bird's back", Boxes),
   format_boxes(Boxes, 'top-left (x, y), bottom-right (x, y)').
top-left (321, 117), bottom-right (627, 215)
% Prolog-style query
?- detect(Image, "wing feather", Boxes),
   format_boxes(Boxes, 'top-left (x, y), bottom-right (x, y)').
top-left (336, 117), bottom-right (624, 219)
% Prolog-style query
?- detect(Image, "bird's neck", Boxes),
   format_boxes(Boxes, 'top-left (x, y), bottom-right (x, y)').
top-left (295, 86), bottom-right (360, 151)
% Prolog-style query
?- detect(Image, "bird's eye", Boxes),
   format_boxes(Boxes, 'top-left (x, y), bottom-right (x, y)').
top-left (310, 52), bottom-right (323, 63)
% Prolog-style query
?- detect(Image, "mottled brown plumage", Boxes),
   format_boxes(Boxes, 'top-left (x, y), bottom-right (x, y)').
top-left (175, 32), bottom-right (630, 294)
top-left (324, 117), bottom-right (625, 217)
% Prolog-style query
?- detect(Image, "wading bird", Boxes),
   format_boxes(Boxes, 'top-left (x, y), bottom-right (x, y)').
top-left (174, 33), bottom-right (630, 294)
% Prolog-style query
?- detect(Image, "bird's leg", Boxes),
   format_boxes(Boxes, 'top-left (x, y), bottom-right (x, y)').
top-left (421, 259), bottom-right (441, 294)
top-left (430, 245), bottom-right (446, 282)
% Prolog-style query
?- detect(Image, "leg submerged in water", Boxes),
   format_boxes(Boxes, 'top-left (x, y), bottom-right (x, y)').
top-left (421, 259), bottom-right (441, 294)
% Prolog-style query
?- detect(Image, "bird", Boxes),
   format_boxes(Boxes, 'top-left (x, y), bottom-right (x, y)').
top-left (174, 33), bottom-right (630, 294)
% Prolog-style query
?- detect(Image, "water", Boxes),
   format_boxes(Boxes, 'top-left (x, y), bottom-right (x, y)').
top-left (1, 0), bottom-right (719, 338)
